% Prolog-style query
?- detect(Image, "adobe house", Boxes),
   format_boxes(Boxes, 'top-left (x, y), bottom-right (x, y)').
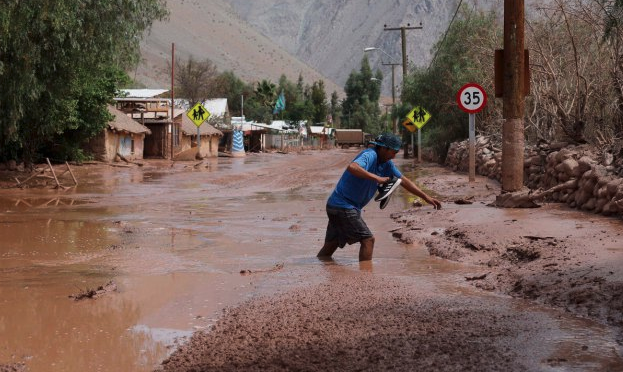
top-left (174, 112), bottom-right (223, 158)
top-left (86, 105), bottom-right (151, 162)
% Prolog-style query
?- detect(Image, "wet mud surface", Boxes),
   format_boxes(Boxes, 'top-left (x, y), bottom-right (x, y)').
top-left (1, 150), bottom-right (622, 371)
top-left (392, 164), bottom-right (623, 336)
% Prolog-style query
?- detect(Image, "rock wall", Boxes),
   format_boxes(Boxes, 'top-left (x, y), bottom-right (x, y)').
top-left (444, 136), bottom-right (623, 217)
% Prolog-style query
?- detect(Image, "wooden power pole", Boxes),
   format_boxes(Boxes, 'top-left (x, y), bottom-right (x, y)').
top-left (501, 0), bottom-right (526, 192)
top-left (384, 23), bottom-right (422, 158)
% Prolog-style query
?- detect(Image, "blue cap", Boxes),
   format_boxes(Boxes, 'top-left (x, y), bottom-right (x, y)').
top-left (369, 132), bottom-right (401, 151)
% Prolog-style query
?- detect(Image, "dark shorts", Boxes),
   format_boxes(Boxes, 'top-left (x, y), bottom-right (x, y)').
top-left (324, 205), bottom-right (373, 248)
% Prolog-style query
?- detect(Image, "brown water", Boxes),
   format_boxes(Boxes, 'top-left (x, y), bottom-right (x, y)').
top-left (0, 151), bottom-right (621, 371)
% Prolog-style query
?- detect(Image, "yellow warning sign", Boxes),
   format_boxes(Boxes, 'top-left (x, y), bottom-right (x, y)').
top-left (187, 102), bottom-right (211, 127)
top-left (406, 106), bottom-right (432, 129)
top-left (402, 119), bottom-right (417, 133)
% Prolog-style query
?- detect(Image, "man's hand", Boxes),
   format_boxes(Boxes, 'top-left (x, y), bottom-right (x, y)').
top-left (427, 197), bottom-right (442, 210)
top-left (377, 176), bottom-right (390, 184)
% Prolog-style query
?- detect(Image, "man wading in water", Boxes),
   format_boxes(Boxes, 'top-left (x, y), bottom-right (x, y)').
top-left (317, 133), bottom-right (442, 261)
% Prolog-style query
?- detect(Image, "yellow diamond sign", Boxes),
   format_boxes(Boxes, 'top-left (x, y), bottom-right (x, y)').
top-left (406, 106), bottom-right (432, 129)
top-left (402, 119), bottom-right (417, 133)
top-left (187, 102), bottom-right (211, 127)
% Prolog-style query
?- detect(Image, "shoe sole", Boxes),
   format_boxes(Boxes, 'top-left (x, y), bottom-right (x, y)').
top-left (376, 178), bottom-right (402, 201)
top-left (379, 195), bottom-right (390, 209)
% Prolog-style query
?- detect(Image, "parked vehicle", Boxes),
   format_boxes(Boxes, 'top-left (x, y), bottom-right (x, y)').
top-left (334, 129), bottom-right (365, 147)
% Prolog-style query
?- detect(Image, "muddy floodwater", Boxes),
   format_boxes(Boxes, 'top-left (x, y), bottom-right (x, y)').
top-left (1, 150), bottom-right (622, 371)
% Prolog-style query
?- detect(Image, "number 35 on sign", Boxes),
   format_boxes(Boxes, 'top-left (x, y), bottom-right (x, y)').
top-left (456, 83), bottom-right (488, 114)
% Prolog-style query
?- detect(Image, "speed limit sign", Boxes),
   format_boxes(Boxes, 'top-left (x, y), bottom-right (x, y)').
top-left (456, 83), bottom-right (487, 114)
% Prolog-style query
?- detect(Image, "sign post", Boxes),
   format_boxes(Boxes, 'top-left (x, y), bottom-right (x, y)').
top-left (187, 102), bottom-right (211, 155)
top-left (405, 106), bottom-right (431, 162)
top-left (456, 83), bottom-right (488, 182)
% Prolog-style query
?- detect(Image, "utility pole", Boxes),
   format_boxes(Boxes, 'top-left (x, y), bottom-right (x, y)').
top-left (170, 42), bottom-right (175, 160)
top-left (384, 22), bottom-right (422, 158)
top-left (382, 62), bottom-right (400, 134)
top-left (502, 0), bottom-right (525, 191)
top-left (384, 23), bottom-right (421, 77)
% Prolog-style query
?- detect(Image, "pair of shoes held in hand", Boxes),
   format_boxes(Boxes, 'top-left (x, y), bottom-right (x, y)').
top-left (374, 177), bottom-right (401, 210)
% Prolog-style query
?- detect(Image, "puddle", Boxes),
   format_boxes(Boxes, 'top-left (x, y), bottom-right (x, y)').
top-left (0, 152), bottom-right (622, 371)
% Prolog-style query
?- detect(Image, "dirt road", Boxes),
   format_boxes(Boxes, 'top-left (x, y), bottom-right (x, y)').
top-left (1, 150), bottom-right (622, 372)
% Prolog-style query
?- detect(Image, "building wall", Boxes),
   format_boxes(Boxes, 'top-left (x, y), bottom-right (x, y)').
top-left (179, 135), bottom-right (220, 158)
top-left (104, 131), bottom-right (146, 162)
top-left (86, 130), bottom-right (145, 162)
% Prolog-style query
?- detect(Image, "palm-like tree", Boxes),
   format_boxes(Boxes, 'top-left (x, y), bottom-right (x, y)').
top-left (255, 80), bottom-right (277, 108)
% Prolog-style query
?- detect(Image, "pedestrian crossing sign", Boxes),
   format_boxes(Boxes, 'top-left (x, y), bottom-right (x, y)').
top-left (187, 102), bottom-right (211, 127)
top-left (406, 106), bottom-right (431, 129)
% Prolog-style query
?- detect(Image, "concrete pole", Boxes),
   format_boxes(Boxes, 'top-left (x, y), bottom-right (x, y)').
top-left (501, 0), bottom-right (526, 192)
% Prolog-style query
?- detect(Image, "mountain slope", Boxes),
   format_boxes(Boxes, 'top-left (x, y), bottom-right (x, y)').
top-left (135, 0), bottom-right (344, 94)
top-left (137, 1), bottom-right (505, 97)
top-left (226, 0), bottom-right (463, 94)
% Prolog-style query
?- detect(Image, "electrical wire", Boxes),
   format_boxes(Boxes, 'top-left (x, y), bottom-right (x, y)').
top-left (428, 0), bottom-right (464, 70)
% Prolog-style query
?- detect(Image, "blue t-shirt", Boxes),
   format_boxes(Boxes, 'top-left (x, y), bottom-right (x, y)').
top-left (327, 148), bottom-right (402, 210)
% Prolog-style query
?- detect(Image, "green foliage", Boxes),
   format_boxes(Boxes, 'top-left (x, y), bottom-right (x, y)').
top-left (402, 7), bottom-right (500, 160)
top-left (311, 81), bottom-right (328, 124)
top-left (0, 0), bottom-right (168, 163)
top-left (213, 71), bottom-right (255, 117)
top-left (341, 56), bottom-right (382, 133)
top-left (254, 80), bottom-right (278, 108)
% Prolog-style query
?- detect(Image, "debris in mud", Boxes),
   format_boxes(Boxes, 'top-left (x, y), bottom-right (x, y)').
top-left (522, 235), bottom-right (555, 241)
top-left (454, 197), bottom-right (474, 205)
top-left (240, 263), bottom-right (284, 275)
top-left (288, 224), bottom-right (301, 231)
top-left (69, 280), bottom-right (117, 301)
top-left (504, 246), bottom-right (541, 263)
top-left (465, 273), bottom-right (488, 281)
top-left (0, 362), bottom-right (26, 372)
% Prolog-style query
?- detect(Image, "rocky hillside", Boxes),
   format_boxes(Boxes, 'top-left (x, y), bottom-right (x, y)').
top-left (226, 0), bottom-right (462, 94)
top-left (135, 0), bottom-right (343, 95)
top-left (136, 0), bottom-right (474, 96)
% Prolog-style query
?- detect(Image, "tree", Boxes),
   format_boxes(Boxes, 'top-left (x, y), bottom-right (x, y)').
top-left (174, 56), bottom-right (218, 105)
top-left (212, 71), bottom-right (255, 117)
top-left (0, 0), bottom-right (168, 163)
top-left (341, 56), bottom-right (382, 131)
top-left (311, 80), bottom-right (328, 124)
top-left (402, 6), bottom-right (501, 160)
top-left (330, 91), bottom-right (341, 127)
top-left (254, 80), bottom-right (278, 108)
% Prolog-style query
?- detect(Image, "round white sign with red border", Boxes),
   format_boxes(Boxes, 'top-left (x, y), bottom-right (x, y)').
top-left (456, 83), bottom-right (487, 114)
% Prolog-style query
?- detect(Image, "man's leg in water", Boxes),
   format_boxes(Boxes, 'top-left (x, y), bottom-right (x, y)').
top-left (317, 240), bottom-right (339, 259)
top-left (359, 236), bottom-right (375, 261)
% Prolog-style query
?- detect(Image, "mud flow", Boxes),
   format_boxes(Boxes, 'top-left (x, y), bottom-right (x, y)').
top-left (0, 150), bottom-right (622, 371)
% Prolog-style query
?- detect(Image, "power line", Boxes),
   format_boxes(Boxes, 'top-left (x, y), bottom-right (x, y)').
top-left (428, 0), bottom-right (464, 70)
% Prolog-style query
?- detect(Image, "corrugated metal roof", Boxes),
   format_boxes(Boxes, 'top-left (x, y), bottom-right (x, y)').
top-left (107, 105), bottom-right (151, 134)
top-left (310, 126), bottom-right (332, 135)
top-left (119, 89), bottom-right (169, 98)
top-left (202, 98), bottom-right (228, 116)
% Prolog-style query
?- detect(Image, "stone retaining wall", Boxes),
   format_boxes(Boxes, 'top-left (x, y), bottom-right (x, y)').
top-left (444, 137), bottom-right (623, 217)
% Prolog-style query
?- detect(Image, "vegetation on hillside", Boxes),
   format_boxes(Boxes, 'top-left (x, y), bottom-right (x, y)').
top-left (403, 1), bottom-right (623, 161)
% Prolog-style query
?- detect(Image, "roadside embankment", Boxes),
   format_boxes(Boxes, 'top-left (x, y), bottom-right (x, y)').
top-left (445, 137), bottom-right (623, 217)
